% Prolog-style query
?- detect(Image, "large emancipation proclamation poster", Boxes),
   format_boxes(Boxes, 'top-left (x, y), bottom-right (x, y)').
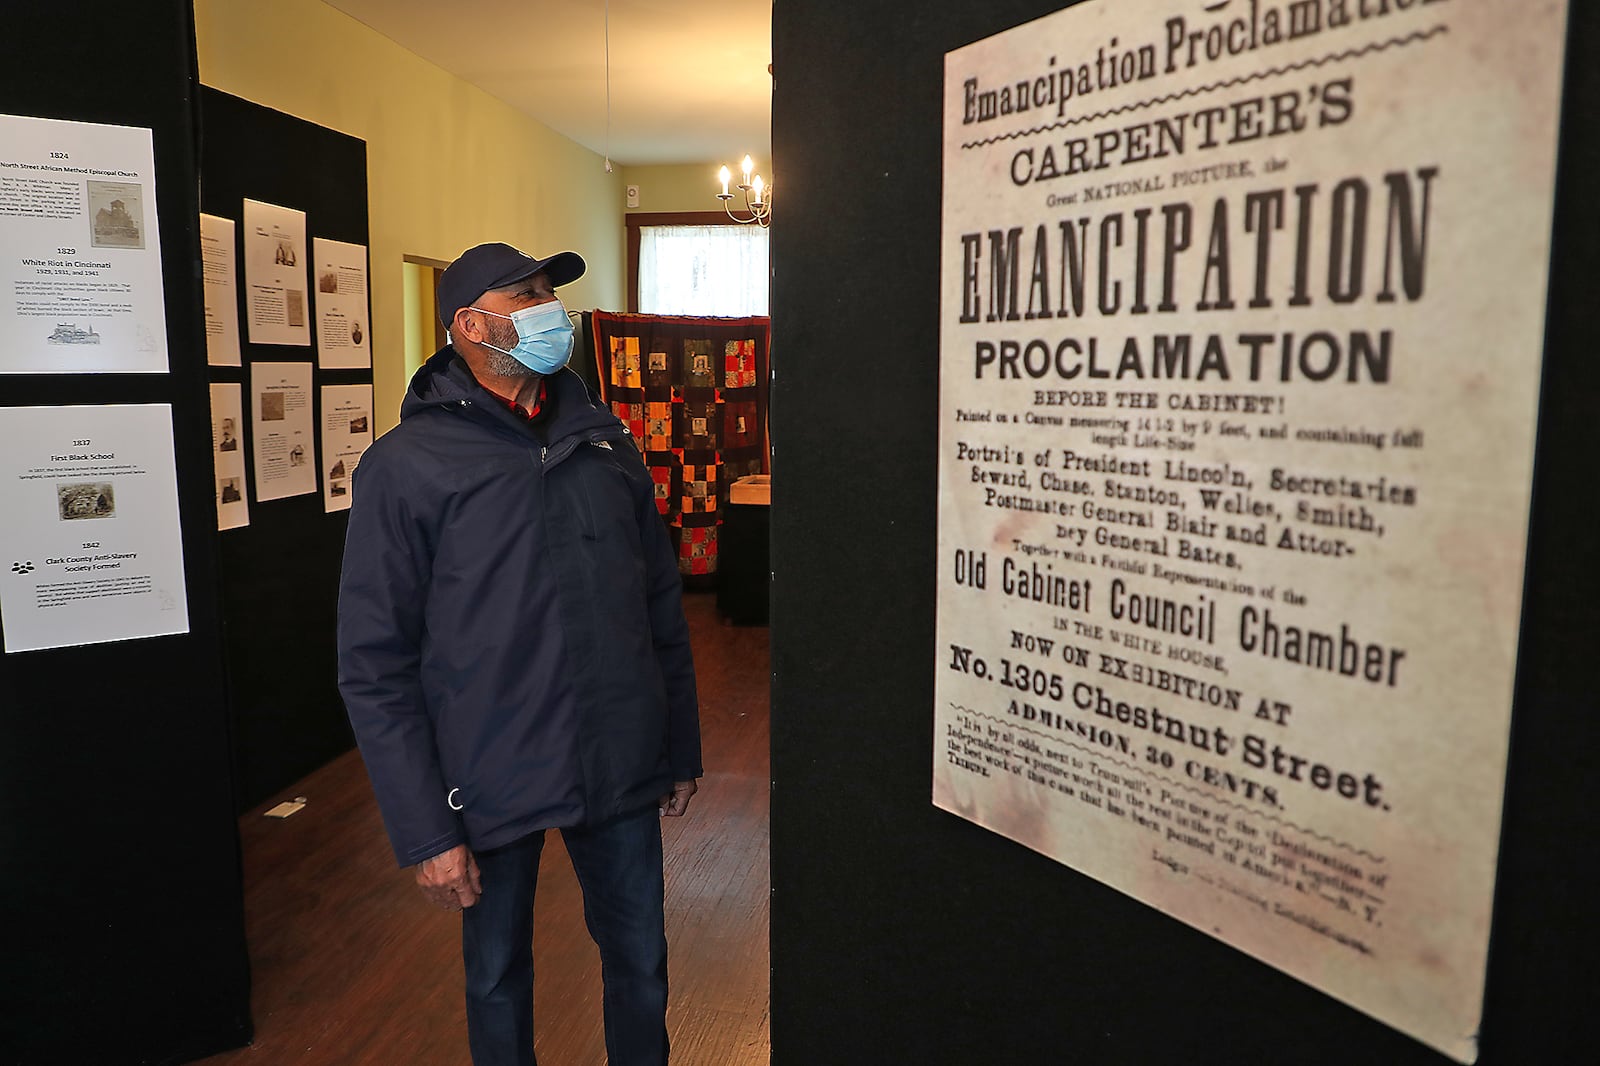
top-left (935, 1), bottom-right (1568, 1061)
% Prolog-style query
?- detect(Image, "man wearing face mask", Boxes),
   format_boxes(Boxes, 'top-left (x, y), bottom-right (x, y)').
top-left (336, 242), bottom-right (702, 1066)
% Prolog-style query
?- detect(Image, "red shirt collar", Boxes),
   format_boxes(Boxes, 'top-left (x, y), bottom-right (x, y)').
top-left (493, 378), bottom-right (547, 420)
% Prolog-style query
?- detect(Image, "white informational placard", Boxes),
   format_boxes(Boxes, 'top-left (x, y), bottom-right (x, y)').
top-left (242, 198), bottom-right (310, 347)
top-left (200, 213), bottom-right (242, 367)
top-left (210, 383), bottom-right (249, 530)
top-left (0, 113), bottom-right (168, 374)
top-left (935, 2), bottom-right (1569, 1062)
top-left (0, 405), bottom-right (189, 652)
top-left (312, 237), bottom-right (372, 369)
top-left (320, 384), bottom-right (373, 512)
top-left (250, 362), bottom-right (316, 502)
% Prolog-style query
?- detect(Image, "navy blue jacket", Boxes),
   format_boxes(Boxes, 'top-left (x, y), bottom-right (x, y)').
top-left (337, 349), bottom-right (702, 867)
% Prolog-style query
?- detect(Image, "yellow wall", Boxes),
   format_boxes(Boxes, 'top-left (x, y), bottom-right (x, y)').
top-left (400, 261), bottom-right (432, 386)
top-left (620, 157), bottom-right (775, 216)
top-left (193, 0), bottom-right (626, 431)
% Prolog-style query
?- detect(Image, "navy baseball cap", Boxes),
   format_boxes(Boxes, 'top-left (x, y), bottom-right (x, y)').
top-left (437, 242), bottom-right (586, 327)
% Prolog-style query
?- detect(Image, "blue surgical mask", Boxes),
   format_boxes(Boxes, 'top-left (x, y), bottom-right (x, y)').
top-left (471, 299), bottom-right (574, 375)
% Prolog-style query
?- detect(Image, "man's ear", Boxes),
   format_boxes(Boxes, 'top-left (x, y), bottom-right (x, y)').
top-left (452, 308), bottom-right (480, 344)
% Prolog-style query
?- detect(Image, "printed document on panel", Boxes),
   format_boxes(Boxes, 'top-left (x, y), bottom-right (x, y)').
top-left (0, 113), bottom-right (168, 374)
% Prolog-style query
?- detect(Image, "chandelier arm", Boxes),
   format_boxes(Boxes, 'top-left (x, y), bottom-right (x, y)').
top-left (747, 188), bottom-right (772, 220)
top-left (723, 199), bottom-right (759, 224)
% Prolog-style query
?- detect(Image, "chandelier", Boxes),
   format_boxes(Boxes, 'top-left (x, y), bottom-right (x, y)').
top-left (716, 155), bottom-right (772, 227)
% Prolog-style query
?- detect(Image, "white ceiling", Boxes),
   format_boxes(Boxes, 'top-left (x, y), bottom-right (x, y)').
top-left (323, 0), bottom-right (773, 166)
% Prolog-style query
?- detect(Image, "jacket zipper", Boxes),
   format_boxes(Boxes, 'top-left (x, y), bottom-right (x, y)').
top-left (451, 394), bottom-right (626, 471)
top-left (542, 428), bottom-right (627, 471)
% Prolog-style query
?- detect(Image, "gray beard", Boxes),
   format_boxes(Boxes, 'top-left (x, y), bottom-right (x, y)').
top-left (480, 346), bottom-right (534, 379)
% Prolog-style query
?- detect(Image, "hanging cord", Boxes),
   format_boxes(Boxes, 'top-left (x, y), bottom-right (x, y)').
top-left (601, 0), bottom-right (611, 170)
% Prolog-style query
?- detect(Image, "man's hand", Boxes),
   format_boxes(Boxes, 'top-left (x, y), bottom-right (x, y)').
top-left (658, 779), bottom-right (698, 817)
top-left (415, 843), bottom-right (482, 910)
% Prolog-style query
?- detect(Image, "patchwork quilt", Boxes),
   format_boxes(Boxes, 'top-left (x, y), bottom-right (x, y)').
top-left (590, 312), bottom-right (770, 582)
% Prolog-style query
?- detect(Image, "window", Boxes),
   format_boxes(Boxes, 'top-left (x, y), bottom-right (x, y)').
top-left (636, 224), bottom-right (768, 316)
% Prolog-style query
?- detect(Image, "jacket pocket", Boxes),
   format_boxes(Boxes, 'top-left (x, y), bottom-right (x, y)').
top-left (579, 451), bottom-right (642, 544)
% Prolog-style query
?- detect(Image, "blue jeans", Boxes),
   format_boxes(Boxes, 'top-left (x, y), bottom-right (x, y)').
top-left (461, 806), bottom-right (669, 1066)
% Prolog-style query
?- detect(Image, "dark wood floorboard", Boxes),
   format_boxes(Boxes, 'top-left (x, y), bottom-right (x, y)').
top-left (196, 591), bottom-right (769, 1065)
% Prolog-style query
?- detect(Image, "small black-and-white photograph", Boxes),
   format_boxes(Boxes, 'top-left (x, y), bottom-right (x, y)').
top-left (219, 477), bottom-right (242, 504)
top-left (351, 321), bottom-right (364, 345)
top-left (330, 479), bottom-right (348, 498)
top-left (58, 482), bottom-right (116, 521)
top-left (218, 417), bottom-right (239, 452)
top-left (260, 392), bottom-right (285, 421)
top-left (348, 415), bottom-right (368, 434)
top-left (46, 322), bottom-right (101, 346)
top-left (87, 180), bottom-right (145, 249)
top-left (318, 270), bottom-right (339, 293)
top-left (289, 444), bottom-right (306, 467)
top-left (274, 240), bottom-right (298, 267)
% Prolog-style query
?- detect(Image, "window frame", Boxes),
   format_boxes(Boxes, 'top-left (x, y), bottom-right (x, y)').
top-left (624, 211), bottom-right (768, 314)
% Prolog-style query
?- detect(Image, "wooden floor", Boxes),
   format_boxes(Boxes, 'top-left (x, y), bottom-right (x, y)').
top-left (196, 592), bottom-right (770, 1065)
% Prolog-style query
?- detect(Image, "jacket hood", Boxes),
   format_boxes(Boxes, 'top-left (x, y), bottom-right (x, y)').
top-left (401, 344), bottom-right (619, 441)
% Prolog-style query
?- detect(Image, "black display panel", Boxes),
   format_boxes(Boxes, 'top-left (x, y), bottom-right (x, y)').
top-left (0, 4), bottom-right (252, 1062)
top-left (198, 87), bottom-right (370, 811)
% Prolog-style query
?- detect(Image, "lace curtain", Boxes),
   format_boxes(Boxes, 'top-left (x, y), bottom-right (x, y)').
top-left (638, 225), bottom-right (769, 316)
